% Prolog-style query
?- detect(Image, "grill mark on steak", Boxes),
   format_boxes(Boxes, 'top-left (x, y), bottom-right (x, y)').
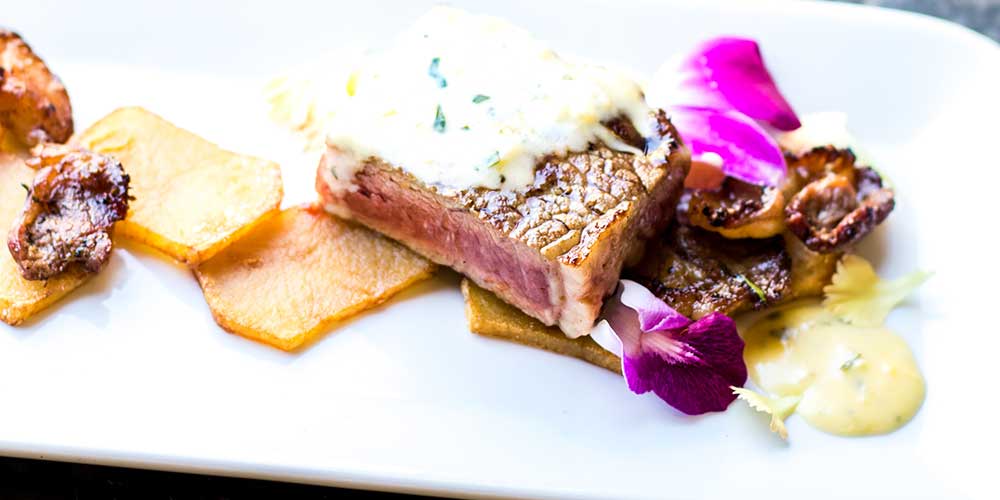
top-left (7, 144), bottom-right (130, 280)
top-left (449, 113), bottom-right (677, 257)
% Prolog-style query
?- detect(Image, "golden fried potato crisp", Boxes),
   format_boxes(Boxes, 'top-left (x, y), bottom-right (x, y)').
top-left (1, 154), bottom-right (89, 325)
top-left (78, 107), bottom-right (283, 265)
top-left (195, 205), bottom-right (436, 350)
top-left (461, 279), bottom-right (621, 373)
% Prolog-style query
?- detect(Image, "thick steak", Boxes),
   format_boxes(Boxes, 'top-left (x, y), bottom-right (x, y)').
top-left (316, 112), bottom-right (689, 337)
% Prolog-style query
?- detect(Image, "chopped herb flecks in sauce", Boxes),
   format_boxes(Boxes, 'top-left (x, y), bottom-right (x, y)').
top-left (428, 57), bottom-right (448, 88)
top-left (433, 105), bottom-right (447, 132)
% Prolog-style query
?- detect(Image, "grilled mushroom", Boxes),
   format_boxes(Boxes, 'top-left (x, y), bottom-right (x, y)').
top-left (685, 177), bottom-right (786, 239)
top-left (7, 145), bottom-right (129, 280)
top-left (783, 147), bottom-right (893, 252)
top-left (0, 30), bottom-right (73, 146)
top-left (683, 146), bottom-right (893, 253)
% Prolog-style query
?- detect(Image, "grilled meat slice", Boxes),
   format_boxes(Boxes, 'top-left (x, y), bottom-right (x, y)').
top-left (317, 113), bottom-right (690, 337)
top-left (0, 30), bottom-right (73, 146)
top-left (8, 145), bottom-right (129, 280)
top-left (784, 148), bottom-right (893, 252)
top-left (627, 223), bottom-right (791, 319)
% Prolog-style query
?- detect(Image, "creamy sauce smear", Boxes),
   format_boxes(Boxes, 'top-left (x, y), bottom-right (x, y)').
top-left (744, 301), bottom-right (925, 436)
top-left (325, 6), bottom-right (653, 190)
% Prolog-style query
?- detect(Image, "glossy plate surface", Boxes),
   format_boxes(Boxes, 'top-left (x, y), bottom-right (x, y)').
top-left (3, 1), bottom-right (998, 498)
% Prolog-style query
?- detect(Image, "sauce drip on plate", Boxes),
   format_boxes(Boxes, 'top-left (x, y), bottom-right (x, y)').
top-left (743, 301), bottom-right (925, 436)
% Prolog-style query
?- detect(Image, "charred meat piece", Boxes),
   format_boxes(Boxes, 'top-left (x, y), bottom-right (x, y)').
top-left (317, 113), bottom-right (690, 337)
top-left (0, 30), bottom-right (73, 146)
top-left (685, 177), bottom-right (786, 239)
top-left (784, 148), bottom-right (894, 252)
top-left (626, 223), bottom-right (791, 319)
top-left (7, 145), bottom-right (129, 280)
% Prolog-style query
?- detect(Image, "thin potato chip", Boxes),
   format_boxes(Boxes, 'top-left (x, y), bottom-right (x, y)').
top-left (1, 154), bottom-right (89, 325)
top-left (78, 107), bottom-right (283, 265)
top-left (461, 279), bottom-right (621, 373)
top-left (195, 205), bottom-right (435, 350)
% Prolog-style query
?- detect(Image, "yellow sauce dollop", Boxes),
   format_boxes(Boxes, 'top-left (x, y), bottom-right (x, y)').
top-left (743, 301), bottom-right (925, 436)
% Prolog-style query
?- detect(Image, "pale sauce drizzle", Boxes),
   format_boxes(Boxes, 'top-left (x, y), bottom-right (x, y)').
top-left (743, 301), bottom-right (925, 436)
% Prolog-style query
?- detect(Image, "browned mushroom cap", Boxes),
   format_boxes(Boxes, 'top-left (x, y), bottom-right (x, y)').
top-left (626, 223), bottom-right (791, 319)
top-left (685, 177), bottom-right (786, 239)
top-left (7, 144), bottom-right (129, 280)
top-left (0, 30), bottom-right (73, 146)
top-left (781, 145), bottom-right (858, 195)
top-left (784, 147), bottom-right (894, 253)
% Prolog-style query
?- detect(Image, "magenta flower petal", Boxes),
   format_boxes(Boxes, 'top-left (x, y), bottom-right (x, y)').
top-left (668, 105), bottom-right (787, 186)
top-left (676, 37), bottom-right (801, 131)
top-left (604, 281), bottom-right (748, 415)
top-left (619, 280), bottom-right (691, 334)
top-left (623, 313), bottom-right (747, 415)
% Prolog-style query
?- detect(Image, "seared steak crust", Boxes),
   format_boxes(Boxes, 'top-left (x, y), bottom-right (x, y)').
top-left (318, 111), bottom-right (689, 337)
top-left (8, 145), bottom-right (129, 280)
top-left (627, 223), bottom-right (791, 319)
top-left (451, 141), bottom-right (670, 260)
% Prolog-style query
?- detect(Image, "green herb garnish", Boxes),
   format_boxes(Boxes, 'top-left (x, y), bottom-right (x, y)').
top-left (841, 353), bottom-right (863, 371)
top-left (482, 151), bottom-right (501, 169)
top-left (433, 105), bottom-right (446, 132)
top-left (428, 57), bottom-right (447, 88)
top-left (20, 183), bottom-right (30, 194)
top-left (461, 125), bottom-right (470, 131)
top-left (737, 274), bottom-right (767, 303)
top-left (472, 94), bottom-right (490, 104)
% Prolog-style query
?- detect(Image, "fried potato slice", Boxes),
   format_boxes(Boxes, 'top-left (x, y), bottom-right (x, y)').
top-left (461, 279), bottom-right (621, 373)
top-left (1, 154), bottom-right (89, 325)
top-left (77, 107), bottom-right (283, 265)
top-left (194, 205), bottom-right (436, 350)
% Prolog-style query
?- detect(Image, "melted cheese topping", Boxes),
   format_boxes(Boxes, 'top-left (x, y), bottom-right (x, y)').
top-left (744, 302), bottom-right (925, 436)
top-left (324, 6), bottom-right (653, 190)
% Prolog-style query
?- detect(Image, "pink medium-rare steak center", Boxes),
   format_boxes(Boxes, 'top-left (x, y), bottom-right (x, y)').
top-left (316, 112), bottom-right (690, 337)
top-left (319, 164), bottom-right (560, 319)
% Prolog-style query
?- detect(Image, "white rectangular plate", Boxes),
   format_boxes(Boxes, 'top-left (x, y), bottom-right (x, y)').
top-left (3, 1), bottom-right (999, 498)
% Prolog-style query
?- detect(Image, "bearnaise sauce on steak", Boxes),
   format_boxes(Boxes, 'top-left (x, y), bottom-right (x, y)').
top-left (325, 6), bottom-right (654, 190)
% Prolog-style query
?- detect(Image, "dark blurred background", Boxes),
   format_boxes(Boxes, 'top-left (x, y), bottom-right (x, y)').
top-left (2, 1), bottom-right (997, 499)
top-left (842, 0), bottom-right (999, 40)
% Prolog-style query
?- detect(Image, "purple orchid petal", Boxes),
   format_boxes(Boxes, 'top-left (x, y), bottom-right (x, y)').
top-left (619, 280), bottom-right (691, 334)
top-left (602, 281), bottom-right (748, 415)
top-left (676, 37), bottom-right (801, 131)
top-left (623, 313), bottom-right (747, 415)
top-left (668, 105), bottom-right (787, 186)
